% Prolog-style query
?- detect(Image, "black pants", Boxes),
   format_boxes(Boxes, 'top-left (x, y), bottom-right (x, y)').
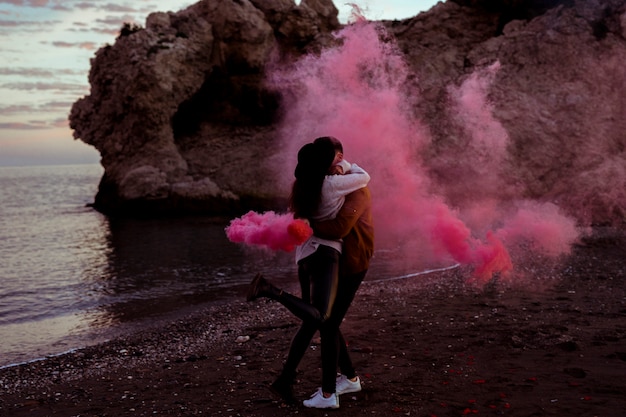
top-left (325, 269), bottom-right (367, 380)
top-left (277, 247), bottom-right (366, 393)
top-left (275, 245), bottom-right (339, 324)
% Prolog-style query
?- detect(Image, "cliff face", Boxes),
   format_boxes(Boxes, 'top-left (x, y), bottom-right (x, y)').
top-left (70, 0), bottom-right (340, 215)
top-left (70, 0), bottom-right (626, 226)
top-left (386, 0), bottom-right (626, 226)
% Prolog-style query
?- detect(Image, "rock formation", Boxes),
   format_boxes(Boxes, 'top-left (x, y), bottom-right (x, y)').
top-left (387, 0), bottom-right (626, 227)
top-left (70, 0), bottom-right (626, 226)
top-left (70, 0), bottom-right (341, 215)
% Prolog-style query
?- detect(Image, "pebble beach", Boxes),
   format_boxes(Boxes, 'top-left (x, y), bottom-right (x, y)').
top-left (1, 231), bottom-right (624, 417)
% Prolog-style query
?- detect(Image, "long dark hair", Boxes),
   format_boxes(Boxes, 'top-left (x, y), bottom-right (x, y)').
top-left (289, 139), bottom-right (336, 219)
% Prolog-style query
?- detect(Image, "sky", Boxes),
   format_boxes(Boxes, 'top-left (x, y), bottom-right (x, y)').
top-left (0, 0), bottom-right (440, 167)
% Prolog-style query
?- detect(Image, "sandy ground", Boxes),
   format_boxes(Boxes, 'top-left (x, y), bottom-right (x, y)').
top-left (1, 230), bottom-right (625, 417)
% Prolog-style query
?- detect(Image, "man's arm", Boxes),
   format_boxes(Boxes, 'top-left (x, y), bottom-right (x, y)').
top-left (313, 187), bottom-right (368, 240)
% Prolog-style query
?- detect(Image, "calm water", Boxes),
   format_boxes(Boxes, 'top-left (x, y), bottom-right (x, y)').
top-left (0, 164), bottom-right (301, 368)
top-left (0, 164), bottom-right (447, 368)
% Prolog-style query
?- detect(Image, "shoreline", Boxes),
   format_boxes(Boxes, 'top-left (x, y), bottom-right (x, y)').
top-left (0, 264), bottom-right (460, 378)
top-left (1, 236), bottom-right (625, 416)
top-left (0, 348), bottom-right (82, 372)
top-left (0, 263), bottom-right (460, 372)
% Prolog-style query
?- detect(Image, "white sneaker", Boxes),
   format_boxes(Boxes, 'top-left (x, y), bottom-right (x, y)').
top-left (336, 374), bottom-right (362, 395)
top-left (303, 388), bottom-right (339, 409)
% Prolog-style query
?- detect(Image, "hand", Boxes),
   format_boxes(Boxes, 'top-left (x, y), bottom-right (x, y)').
top-left (328, 165), bottom-right (344, 175)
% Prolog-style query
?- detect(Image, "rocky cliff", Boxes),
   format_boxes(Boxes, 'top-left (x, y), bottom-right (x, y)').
top-left (70, 0), bottom-right (341, 215)
top-left (70, 0), bottom-right (626, 227)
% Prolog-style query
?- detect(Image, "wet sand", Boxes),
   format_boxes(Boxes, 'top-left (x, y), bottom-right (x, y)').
top-left (1, 231), bottom-right (625, 417)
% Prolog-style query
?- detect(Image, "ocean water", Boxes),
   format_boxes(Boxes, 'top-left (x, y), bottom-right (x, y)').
top-left (0, 164), bottom-right (299, 368)
top-left (0, 164), bottom-right (450, 369)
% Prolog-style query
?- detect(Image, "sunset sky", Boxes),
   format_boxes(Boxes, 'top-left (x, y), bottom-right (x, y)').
top-left (0, 0), bottom-right (439, 166)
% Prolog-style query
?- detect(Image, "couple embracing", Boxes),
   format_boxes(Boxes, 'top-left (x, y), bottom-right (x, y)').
top-left (247, 136), bottom-right (374, 409)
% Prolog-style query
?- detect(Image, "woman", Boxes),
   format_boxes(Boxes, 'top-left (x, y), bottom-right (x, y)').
top-left (246, 137), bottom-right (369, 408)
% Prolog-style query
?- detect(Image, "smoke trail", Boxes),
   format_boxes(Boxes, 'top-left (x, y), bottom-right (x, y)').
top-left (267, 14), bottom-right (579, 281)
top-left (446, 59), bottom-right (579, 271)
top-left (447, 61), bottom-right (513, 202)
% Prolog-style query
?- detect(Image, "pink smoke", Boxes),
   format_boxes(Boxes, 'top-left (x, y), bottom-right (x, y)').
top-left (225, 211), bottom-right (312, 252)
top-left (495, 201), bottom-right (579, 258)
top-left (263, 14), bottom-right (579, 281)
top-left (431, 203), bottom-right (513, 282)
top-left (472, 232), bottom-right (514, 283)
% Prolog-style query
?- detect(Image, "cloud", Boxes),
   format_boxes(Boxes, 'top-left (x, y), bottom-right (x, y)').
top-left (0, 67), bottom-right (84, 78)
top-left (0, 19), bottom-right (48, 26)
top-left (0, 20), bottom-right (20, 28)
top-left (0, 101), bottom-right (73, 116)
top-left (0, 0), bottom-right (48, 7)
top-left (1, 1), bottom-right (153, 41)
top-left (102, 3), bottom-right (138, 13)
top-left (0, 67), bottom-right (55, 77)
top-left (1, 81), bottom-right (87, 94)
top-left (0, 0), bottom-right (82, 7)
top-left (65, 2), bottom-right (139, 12)
top-left (51, 3), bottom-right (71, 11)
top-left (0, 104), bottom-right (33, 115)
top-left (91, 27), bottom-right (119, 36)
top-left (95, 14), bottom-right (138, 26)
top-left (0, 121), bottom-right (50, 130)
top-left (68, 22), bottom-right (108, 35)
top-left (57, 68), bottom-right (84, 75)
top-left (49, 40), bottom-right (98, 50)
top-left (0, 19), bottom-right (61, 31)
top-left (0, 114), bottom-right (70, 129)
top-left (74, 2), bottom-right (98, 10)
top-left (44, 100), bottom-right (74, 108)
top-left (51, 117), bottom-right (69, 128)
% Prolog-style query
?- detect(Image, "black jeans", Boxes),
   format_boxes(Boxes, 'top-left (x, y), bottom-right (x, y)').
top-left (324, 269), bottom-right (367, 381)
top-left (276, 245), bottom-right (339, 324)
top-left (278, 248), bottom-right (366, 393)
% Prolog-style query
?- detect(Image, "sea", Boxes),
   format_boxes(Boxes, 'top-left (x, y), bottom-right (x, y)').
top-left (0, 164), bottom-right (452, 369)
top-left (0, 164), bottom-right (304, 368)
